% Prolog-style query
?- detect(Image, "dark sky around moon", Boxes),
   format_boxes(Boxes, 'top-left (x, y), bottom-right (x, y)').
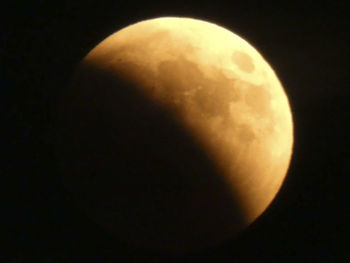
top-left (2, 0), bottom-right (348, 262)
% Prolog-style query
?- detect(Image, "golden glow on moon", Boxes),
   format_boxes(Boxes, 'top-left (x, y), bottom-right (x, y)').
top-left (57, 17), bottom-right (293, 251)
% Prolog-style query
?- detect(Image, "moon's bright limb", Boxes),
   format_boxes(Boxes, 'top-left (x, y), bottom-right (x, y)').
top-left (56, 17), bottom-right (293, 251)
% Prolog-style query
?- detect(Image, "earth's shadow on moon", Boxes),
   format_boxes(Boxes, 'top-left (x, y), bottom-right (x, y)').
top-left (55, 62), bottom-right (248, 252)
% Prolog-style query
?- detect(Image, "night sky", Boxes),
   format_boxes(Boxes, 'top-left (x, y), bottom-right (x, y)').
top-left (2, 1), bottom-right (348, 262)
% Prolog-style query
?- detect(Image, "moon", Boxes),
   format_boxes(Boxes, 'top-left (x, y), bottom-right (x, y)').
top-left (56, 17), bottom-right (293, 251)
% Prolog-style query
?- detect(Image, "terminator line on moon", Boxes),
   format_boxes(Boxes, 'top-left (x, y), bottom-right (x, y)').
top-left (56, 17), bottom-right (293, 251)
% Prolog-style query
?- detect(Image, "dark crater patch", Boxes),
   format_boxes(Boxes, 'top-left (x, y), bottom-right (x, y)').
top-left (55, 61), bottom-right (248, 252)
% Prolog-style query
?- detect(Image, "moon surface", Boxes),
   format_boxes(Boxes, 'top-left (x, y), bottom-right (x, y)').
top-left (56, 17), bottom-right (293, 251)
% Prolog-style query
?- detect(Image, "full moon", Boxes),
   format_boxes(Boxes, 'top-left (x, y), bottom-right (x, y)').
top-left (56, 17), bottom-right (293, 251)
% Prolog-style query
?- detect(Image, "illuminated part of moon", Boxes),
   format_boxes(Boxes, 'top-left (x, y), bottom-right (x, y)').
top-left (57, 17), bottom-right (293, 251)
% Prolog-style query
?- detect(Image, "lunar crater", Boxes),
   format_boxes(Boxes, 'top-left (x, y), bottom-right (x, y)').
top-left (232, 51), bottom-right (255, 73)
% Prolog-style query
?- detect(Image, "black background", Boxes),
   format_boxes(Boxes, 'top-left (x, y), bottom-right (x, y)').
top-left (2, 0), bottom-right (348, 262)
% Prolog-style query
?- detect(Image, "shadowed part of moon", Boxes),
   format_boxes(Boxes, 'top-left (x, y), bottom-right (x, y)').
top-left (56, 62), bottom-right (248, 251)
top-left (232, 51), bottom-right (254, 73)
